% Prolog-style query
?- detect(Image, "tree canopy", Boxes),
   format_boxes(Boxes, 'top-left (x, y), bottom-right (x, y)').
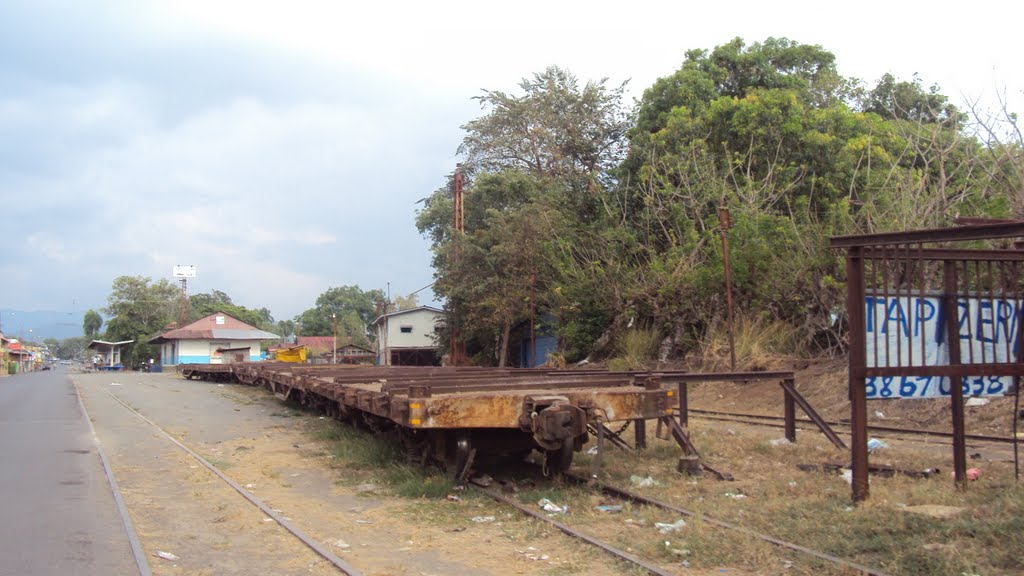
top-left (83, 309), bottom-right (102, 339)
top-left (292, 285), bottom-right (384, 347)
top-left (102, 275), bottom-right (178, 367)
top-left (418, 37), bottom-right (1019, 366)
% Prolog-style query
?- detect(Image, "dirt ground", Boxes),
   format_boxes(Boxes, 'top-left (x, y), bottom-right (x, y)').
top-left (74, 372), bottom-right (657, 576)
top-left (72, 361), bottom-right (1021, 575)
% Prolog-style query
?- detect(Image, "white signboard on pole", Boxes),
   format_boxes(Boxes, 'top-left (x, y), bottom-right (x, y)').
top-left (172, 265), bottom-right (197, 278)
top-left (865, 295), bottom-right (1020, 398)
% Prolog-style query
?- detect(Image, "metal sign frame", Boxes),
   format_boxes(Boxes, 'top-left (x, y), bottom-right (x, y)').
top-left (832, 222), bottom-right (1024, 501)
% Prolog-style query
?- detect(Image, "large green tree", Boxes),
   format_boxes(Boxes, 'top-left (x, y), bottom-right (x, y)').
top-left (293, 285), bottom-right (384, 346)
top-left (53, 336), bottom-right (87, 360)
top-left (83, 309), bottom-right (103, 338)
top-left (422, 171), bottom-right (557, 365)
top-left (103, 275), bottom-right (178, 367)
top-left (614, 37), bottom-right (1002, 355)
top-left (419, 68), bottom-right (631, 363)
top-left (459, 66), bottom-right (631, 221)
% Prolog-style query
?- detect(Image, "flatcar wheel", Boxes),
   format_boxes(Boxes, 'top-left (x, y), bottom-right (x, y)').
top-left (543, 440), bottom-right (574, 476)
top-left (448, 432), bottom-right (473, 482)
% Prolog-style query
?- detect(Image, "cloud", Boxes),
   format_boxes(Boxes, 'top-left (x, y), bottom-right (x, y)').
top-left (3, 0), bottom-right (1019, 325)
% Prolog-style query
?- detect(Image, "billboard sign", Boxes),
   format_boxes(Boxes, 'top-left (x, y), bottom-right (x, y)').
top-left (172, 265), bottom-right (197, 278)
top-left (865, 295), bottom-right (1020, 399)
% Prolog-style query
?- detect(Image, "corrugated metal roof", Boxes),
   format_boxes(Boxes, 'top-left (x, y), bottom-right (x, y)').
top-left (211, 328), bottom-right (279, 340)
top-left (88, 339), bottom-right (135, 349)
top-left (372, 306), bottom-right (444, 325)
top-left (148, 311), bottom-right (280, 343)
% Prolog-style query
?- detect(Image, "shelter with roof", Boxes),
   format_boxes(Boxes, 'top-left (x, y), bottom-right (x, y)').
top-left (148, 312), bottom-right (279, 366)
top-left (87, 339), bottom-right (133, 370)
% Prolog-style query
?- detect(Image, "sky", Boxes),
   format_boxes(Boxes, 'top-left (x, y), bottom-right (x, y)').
top-left (2, 0), bottom-right (1021, 331)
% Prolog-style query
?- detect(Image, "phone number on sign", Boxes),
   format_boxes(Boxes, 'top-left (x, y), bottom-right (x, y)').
top-left (866, 375), bottom-right (1008, 398)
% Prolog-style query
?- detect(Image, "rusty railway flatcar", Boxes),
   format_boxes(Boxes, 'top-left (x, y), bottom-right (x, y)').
top-left (180, 363), bottom-right (678, 477)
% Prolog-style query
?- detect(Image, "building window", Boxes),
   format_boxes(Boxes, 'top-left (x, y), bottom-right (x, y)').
top-left (400, 325), bottom-right (413, 333)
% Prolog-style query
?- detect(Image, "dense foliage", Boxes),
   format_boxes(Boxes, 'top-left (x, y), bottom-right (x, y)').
top-left (292, 285), bottom-right (384, 347)
top-left (418, 38), bottom-right (1022, 365)
top-left (101, 275), bottom-right (179, 367)
top-left (187, 289), bottom-right (275, 332)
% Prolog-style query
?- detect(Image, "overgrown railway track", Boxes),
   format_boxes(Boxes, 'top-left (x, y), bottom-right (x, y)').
top-left (105, 390), bottom-right (363, 576)
top-left (688, 408), bottom-right (1021, 446)
top-left (468, 463), bottom-right (892, 576)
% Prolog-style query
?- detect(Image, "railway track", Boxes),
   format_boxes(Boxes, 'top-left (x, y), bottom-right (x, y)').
top-left (105, 390), bottom-right (363, 576)
top-left (468, 464), bottom-right (892, 576)
top-left (688, 408), bottom-right (1021, 446)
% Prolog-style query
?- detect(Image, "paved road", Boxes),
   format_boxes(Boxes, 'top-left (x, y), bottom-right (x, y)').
top-left (0, 368), bottom-right (138, 576)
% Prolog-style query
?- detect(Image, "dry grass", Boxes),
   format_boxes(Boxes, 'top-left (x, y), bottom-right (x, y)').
top-left (696, 314), bottom-right (802, 371)
top-left (608, 329), bottom-right (661, 372)
top-left (568, 419), bottom-right (1024, 575)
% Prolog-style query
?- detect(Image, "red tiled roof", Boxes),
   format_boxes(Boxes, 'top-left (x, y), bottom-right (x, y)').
top-left (149, 312), bottom-right (278, 343)
top-left (297, 336), bottom-right (336, 354)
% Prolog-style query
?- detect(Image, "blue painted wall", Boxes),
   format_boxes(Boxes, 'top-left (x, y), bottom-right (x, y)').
top-left (175, 354), bottom-right (261, 364)
top-left (520, 335), bottom-right (557, 367)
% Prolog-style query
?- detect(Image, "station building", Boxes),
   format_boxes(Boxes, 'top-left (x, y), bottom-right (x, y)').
top-left (149, 312), bottom-right (279, 366)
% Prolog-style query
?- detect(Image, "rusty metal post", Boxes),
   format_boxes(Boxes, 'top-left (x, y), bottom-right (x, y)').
top-left (1015, 376), bottom-right (1021, 482)
top-left (634, 419), bottom-right (646, 450)
top-left (943, 261), bottom-right (968, 489)
top-left (847, 246), bottom-right (870, 502)
top-left (783, 380), bottom-right (796, 443)
top-left (530, 272), bottom-right (536, 367)
top-left (720, 206), bottom-right (736, 371)
top-left (678, 381), bottom-right (689, 428)
top-left (635, 376), bottom-right (658, 449)
top-left (454, 171), bottom-right (464, 235)
top-left (1015, 297), bottom-right (1023, 482)
top-left (451, 171), bottom-right (465, 367)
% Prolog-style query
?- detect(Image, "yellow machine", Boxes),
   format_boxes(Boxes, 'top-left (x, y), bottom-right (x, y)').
top-left (274, 346), bottom-right (308, 363)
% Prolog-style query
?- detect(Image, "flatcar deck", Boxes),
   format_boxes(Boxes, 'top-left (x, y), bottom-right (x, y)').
top-left (179, 363), bottom-right (685, 476)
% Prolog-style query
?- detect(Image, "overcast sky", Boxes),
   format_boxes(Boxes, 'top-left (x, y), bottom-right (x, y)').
top-left (2, 0), bottom-right (1020, 324)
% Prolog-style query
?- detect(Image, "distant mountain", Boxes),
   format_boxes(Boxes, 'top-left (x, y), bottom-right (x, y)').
top-left (0, 309), bottom-right (87, 341)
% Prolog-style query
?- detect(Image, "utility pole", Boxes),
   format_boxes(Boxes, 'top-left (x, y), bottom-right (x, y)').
top-left (450, 169), bottom-right (462, 362)
top-left (719, 205), bottom-right (736, 370)
top-left (179, 278), bottom-right (188, 325)
top-left (332, 313), bottom-right (337, 365)
top-left (172, 265), bottom-right (196, 325)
